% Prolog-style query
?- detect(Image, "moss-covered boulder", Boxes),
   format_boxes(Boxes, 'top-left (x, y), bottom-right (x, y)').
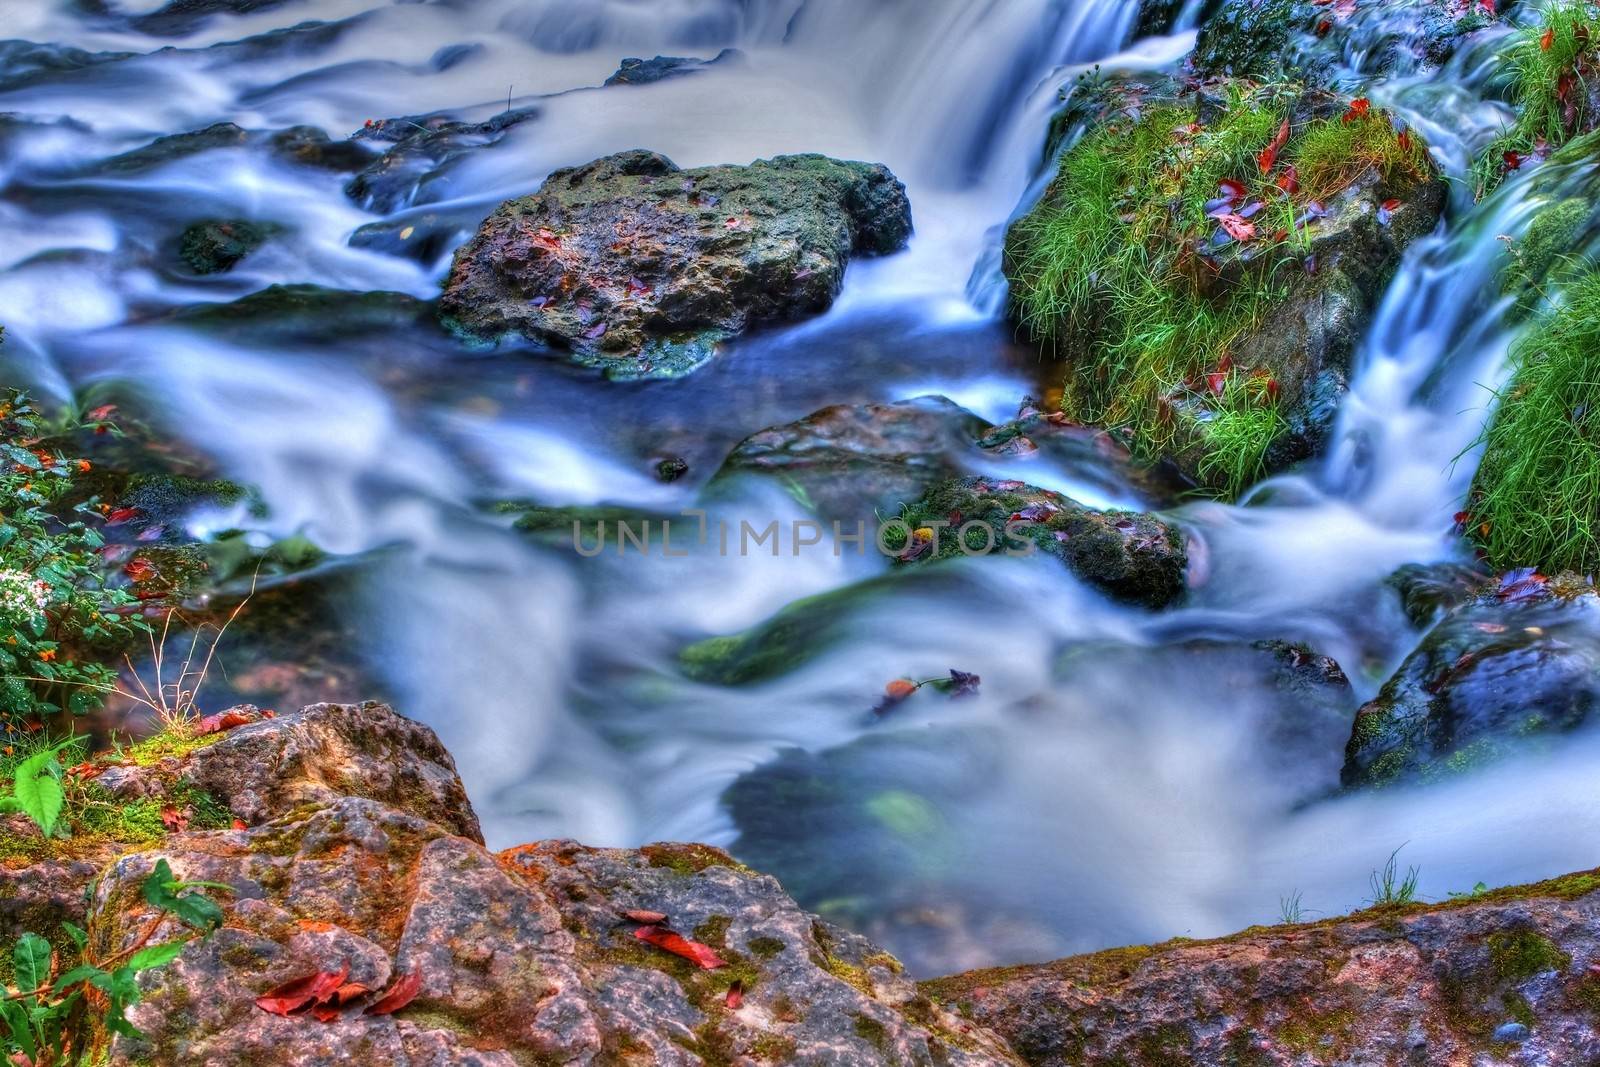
top-left (1344, 573), bottom-right (1600, 788)
top-left (439, 150), bottom-right (913, 377)
top-left (1008, 78), bottom-right (1443, 496)
top-left (893, 477), bottom-right (1187, 608)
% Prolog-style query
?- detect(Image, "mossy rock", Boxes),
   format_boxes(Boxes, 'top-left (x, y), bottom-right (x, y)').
top-left (1008, 76), bottom-right (1443, 497)
top-left (894, 476), bottom-right (1187, 608)
top-left (1343, 576), bottom-right (1600, 788)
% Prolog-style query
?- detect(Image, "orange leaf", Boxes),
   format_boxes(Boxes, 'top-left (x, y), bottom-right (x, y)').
top-left (1257, 118), bottom-right (1290, 174)
top-left (1215, 213), bottom-right (1256, 242)
top-left (254, 963), bottom-right (350, 1017)
top-left (634, 925), bottom-right (727, 969)
top-left (885, 679), bottom-right (917, 699)
top-left (623, 909), bottom-right (668, 924)
top-left (365, 971), bottom-right (423, 1016)
top-left (1542, 27), bottom-right (1555, 50)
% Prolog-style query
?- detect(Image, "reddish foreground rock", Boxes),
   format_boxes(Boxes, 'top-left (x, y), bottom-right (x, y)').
top-left (17, 700), bottom-right (1600, 1065)
top-left (923, 873), bottom-right (1600, 1065)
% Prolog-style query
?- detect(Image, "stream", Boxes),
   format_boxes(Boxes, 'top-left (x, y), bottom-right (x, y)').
top-left (4, 0), bottom-right (1599, 977)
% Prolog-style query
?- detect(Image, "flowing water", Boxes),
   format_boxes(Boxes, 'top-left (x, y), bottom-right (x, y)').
top-left (3, 0), bottom-right (1597, 976)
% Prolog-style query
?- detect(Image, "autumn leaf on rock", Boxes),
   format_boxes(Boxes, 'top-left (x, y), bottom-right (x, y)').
top-left (725, 980), bottom-right (744, 1009)
top-left (195, 709), bottom-right (255, 736)
top-left (255, 962), bottom-right (351, 1017)
top-left (634, 925), bottom-right (727, 969)
top-left (365, 970), bottom-right (423, 1016)
top-left (1377, 198), bottom-right (1402, 225)
top-left (623, 909), bottom-right (668, 924)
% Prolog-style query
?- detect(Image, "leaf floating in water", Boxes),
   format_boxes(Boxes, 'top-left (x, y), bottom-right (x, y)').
top-left (633, 925), bottom-right (727, 969)
top-left (945, 669), bottom-right (981, 698)
top-left (1496, 567), bottom-right (1548, 603)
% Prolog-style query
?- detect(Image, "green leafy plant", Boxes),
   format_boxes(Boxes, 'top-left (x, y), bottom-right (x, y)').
top-left (0, 860), bottom-right (225, 1064)
top-left (0, 391), bottom-right (149, 735)
top-left (0, 737), bottom-right (81, 836)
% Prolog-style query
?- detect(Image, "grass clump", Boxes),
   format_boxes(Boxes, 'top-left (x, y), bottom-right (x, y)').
top-left (1475, 0), bottom-right (1600, 198)
top-left (1465, 269), bottom-right (1600, 572)
top-left (1008, 84), bottom-right (1427, 497)
top-left (1487, 928), bottom-right (1570, 980)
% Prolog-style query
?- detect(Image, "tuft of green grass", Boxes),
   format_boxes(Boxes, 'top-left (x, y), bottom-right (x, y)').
top-left (1474, 0), bottom-right (1600, 198)
top-left (1008, 85), bottom-right (1425, 497)
top-left (1368, 845), bottom-right (1421, 906)
top-left (1467, 268), bottom-right (1600, 572)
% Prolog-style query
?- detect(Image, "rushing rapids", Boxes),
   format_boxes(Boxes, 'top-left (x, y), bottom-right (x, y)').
top-left (3, 0), bottom-right (1599, 981)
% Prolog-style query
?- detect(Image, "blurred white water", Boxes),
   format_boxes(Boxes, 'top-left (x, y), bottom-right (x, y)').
top-left (2, 0), bottom-right (1597, 976)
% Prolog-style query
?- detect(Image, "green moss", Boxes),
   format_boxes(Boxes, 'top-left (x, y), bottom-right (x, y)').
top-left (747, 936), bottom-right (786, 960)
top-left (1278, 1005), bottom-right (1357, 1055)
top-left (1466, 268), bottom-right (1600, 572)
top-left (1504, 198), bottom-right (1590, 307)
top-left (639, 842), bottom-right (750, 875)
top-left (1008, 83), bottom-right (1427, 497)
top-left (1487, 928), bottom-right (1570, 980)
top-left (748, 1033), bottom-right (798, 1061)
top-left (1475, 0), bottom-right (1600, 198)
top-left (692, 914), bottom-right (732, 950)
top-left (121, 730), bottom-right (226, 767)
top-left (852, 1012), bottom-right (891, 1055)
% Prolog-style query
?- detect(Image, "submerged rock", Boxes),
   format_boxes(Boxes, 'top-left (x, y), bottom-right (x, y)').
top-left (895, 477), bottom-right (1187, 608)
top-left (1344, 574), bottom-right (1600, 788)
top-left (177, 218), bottom-right (276, 274)
top-left (438, 150), bottom-right (913, 376)
top-left (345, 106), bottom-right (542, 215)
top-left (167, 284), bottom-right (432, 341)
top-left (925, 869), bottom-right (1600, 1065)
top-left (605, 49), bottom-right (742, 86)
top-left (711, 396), bottom-right (993, 521)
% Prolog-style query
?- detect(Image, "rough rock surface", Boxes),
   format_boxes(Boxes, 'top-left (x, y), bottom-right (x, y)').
top-left (1343, 575), bottom-right (1600, 789)
top-left (438, 150), bottom-right (913, 376)
top-left (41, 703), bottom-right (1017, 1065)
top-left (177, 218), bottom-right (274, 274)
top-left (346, 107), bottom-right (541, 214)
top-left (924, 870), bottom-right (1600, 1066)
top-left (605, 50), bottom-right (741, 86)
top-left (896, 477), bottom-right (1188, 608)
top-left (96, 701), bottom-right (482, 841)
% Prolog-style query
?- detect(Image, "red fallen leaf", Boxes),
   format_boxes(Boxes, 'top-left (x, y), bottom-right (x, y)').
top-left (1009, 502), bottom-right (1059, 523)
top-left (65, 760), bottom-right (102, 780)
top-left (1496, 567), bottom-right (1548, 603)
top-left (634, 925), bottom-right (726, 969)
top-left (1377, 198), bottom-right (1402, 225)
top-left (1477, 0), bottom-right (1494, 14)
top-left (1316, 17), bottom-right (1333, 33)
top-left (724, 217), bottom-right (741, 229)
top-left (195, 709), bottom-right (254, 735)
top-left (1275, 164), bottom-right (1299, 195)
top-left (1271, 228), bottom-right (1289, 242)
top-left (255, 963), bottom-right (350, 1017)
top-left (1453, 510), bottom-right (1471, 530)
top-left (1217, 353), bottom-right (1234, 373)
top-left (1503, 149), bottom-right (1523, 171)
top-left (365, 970), bottom-right (423, 1016)
top-left (1206, 372), bottom-right (1228, 396)
top-left (1217, 177), bottom-right (1247, 203)
top-left (309, 982), bottom-right (372, 1022)
top-left (1342, 97), bottom-right (1370, 124)
top-left (105, 506), bottom-right (141, 525)
top-left (725, 980), bottom-right (744, 1009)
top-left (1542, 27), bottom-right (1555, 50)
top-left (623, 909), bottom-right (669, 924)
top-left (123, 558), bottom-right (156, 582)
top-left (160, 806), bottom-right (189, 832)
top-left (1215, 213), bottom-right (1256, 242)
top-left (232, 818), bottom-right (248, 831)
top-left (1258, 118), bottom-right (1291, 174)
top-left (1264, 378), bottom-right (1281, 401)
top-left (1397, 129), bottom-right (1412, 152)
top-left (86, 404), bottom-right (117, 422)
